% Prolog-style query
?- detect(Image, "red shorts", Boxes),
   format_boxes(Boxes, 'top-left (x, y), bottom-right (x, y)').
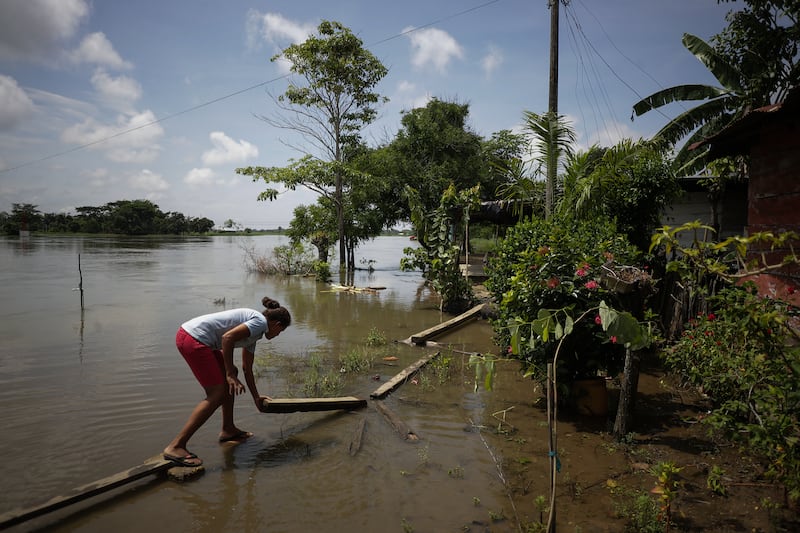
top-left (176, 327), bottom-right (224, 387)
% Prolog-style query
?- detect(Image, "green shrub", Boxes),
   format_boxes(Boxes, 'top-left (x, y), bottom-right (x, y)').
top-left (486, 217), bottom-right (640, 383)
top-left (665, 283), bottom-right (800, 501)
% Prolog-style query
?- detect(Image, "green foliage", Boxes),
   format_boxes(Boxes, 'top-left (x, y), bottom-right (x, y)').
top-left (303, 354), bottom-right (344, 397)
top-left (665, 283), bottom-right (800, 500)
top-left (2, 200), bottom-right (214, 235)
top-left (364, 327), bottom-right (387, 347)
top-left (338, 347), bottom-right (374, 374)
top-left (313, 260), bottom-right (331, 282)
top-left (522, 110), bottom-right (577, 219)
top-left (486, 217), bottom-right (640, 382)
top-left (387, 98), bottom-right (485, 219)
top-left (240, 20), bottom-right (388, 270)
top-left (242, 240), bottom-right (316, 275)
top-left (707, 465), bottom-right (727, 496)
top-left (713, 0), bottom-right (799, 106)
top-left (401, 183), bottom-right (479, 313)
top-left (564, 139), bottom-right (680, 251)
top-left (650, 461), bottom-right (681, 528)
top-left (612, 489), bottom-right (662, 533)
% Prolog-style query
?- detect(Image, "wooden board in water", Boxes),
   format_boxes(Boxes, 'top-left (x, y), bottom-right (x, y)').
top-left (261, 396), bottom-right (367, 413)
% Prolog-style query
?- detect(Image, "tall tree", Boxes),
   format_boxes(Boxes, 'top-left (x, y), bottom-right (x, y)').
top-left (715, 0), bottom-right (799, 104)
top-left (239, 20), bottom-right (388, 270)
top-left (387, 98), bottom-right (484, 221)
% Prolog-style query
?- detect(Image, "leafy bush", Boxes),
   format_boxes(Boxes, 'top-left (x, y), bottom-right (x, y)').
top-left (665, 283), bottom-right (800, 500)
top-left (486, 217), bottom-right (640, 382)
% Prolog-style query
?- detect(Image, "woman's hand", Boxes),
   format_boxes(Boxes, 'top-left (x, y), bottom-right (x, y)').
top-left (226, 372), bottom-right (245, 396)
top-left (256, 395), bottom-right (273, 412)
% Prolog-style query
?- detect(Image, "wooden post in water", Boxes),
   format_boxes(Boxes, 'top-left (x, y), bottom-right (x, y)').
top-left (78, 253), bottom-right (84, 310)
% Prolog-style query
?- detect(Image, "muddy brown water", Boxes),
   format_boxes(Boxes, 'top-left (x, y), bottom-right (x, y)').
top-left (0, 235), bottom-right (536, 532)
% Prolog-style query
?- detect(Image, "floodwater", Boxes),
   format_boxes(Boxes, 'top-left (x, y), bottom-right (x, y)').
top-left (0, 235), bottom-right (538, 532)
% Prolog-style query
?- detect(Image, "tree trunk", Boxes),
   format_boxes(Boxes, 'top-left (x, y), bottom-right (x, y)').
top-left (613, 347), bottom-right (640, 440)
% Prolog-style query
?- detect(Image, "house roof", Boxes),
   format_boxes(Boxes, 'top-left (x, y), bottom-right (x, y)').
top-left (689, 86), bottom-right (800, 158)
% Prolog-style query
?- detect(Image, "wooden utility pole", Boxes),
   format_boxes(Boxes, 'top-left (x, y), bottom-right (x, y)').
top-left (546, 0), bottom-right (560, 220)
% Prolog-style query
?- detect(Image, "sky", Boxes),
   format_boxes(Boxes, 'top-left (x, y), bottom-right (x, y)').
top-left (0, 0), bottom-right (736, 230)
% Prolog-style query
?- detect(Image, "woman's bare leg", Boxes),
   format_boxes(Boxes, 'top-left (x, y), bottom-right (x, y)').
top-left (164, 384), bottom-right (226, 464)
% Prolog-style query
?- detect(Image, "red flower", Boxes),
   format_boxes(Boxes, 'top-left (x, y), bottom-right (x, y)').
top-left (547, 276), bottom-right (560, 288)
top-left (584, 280), bottom-right (599, 290)
top-left (788, 286), bottom-right (796, 295)
top-left (610, 336), bottom-right (618, 344)
top-left (595, 315), bottom-right (602, 325)
top-left (707, 313), bottom-right (716, 321)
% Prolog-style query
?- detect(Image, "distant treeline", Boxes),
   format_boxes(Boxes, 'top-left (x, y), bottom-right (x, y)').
top-left (2, 200), bottom-right (215, 236)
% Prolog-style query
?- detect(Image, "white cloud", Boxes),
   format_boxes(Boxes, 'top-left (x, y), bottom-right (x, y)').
top-left (184, 167), bottom-right (216, 187)
top-left (0, 0), bottom-right (89, 62)
top-left (61, 110), bottom-right (164, 163)
top-left (404, 27), bottom-right (463, 72)
top-left (245, 11), bottom-right (315, 73)
top-left (71, 32), bottom-right (133, 70)
top-left (201, 131), bottom-right (258, 166)
top-left (129, 169), bottom-right (169, 191)
top-left (0, 75), bottom-right (35, 129)
top-left (246, 11), bottom-right (314, 48)
top-left (481, 44), bottom-right (503, 78)
top-left (91, 69), bottom-right (142, 111)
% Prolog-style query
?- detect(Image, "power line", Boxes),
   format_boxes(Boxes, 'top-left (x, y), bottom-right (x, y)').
top-left (0, 0), bottom-right (504, 175)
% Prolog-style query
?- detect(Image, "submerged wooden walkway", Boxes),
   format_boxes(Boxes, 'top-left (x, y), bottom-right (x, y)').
top-left (0, 456), bottom-right (183, 530)
top-left (403, 303), bottom-right (486, 345)
top-left (0, 396), bottom-right (367, 530)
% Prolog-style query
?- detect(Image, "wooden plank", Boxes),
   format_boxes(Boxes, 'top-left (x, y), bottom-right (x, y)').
top-left (370, 352), bottom-right (440, 399)
top-left (261, 396), bottom-right (367, 413)
top-left (407, 303), bottom-right (485, 345)
top-left (0, 457), bottom-right (177, 530)
top-left (348, 418), bottom-right (367, 456)
top-left (373, 400), bottom-right (418, 441)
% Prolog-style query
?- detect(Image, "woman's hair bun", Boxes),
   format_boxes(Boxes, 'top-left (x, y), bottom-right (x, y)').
top-left (262, 296), bottom-right (280, 309)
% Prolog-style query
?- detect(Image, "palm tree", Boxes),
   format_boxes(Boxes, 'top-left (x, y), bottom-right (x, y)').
top-left (631, 33), bottom-right (747, 174)
top-left (522, 111), bottom-right (576, 218)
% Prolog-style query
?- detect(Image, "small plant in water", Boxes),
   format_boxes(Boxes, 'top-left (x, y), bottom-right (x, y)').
top-left (338, 347), bottom-right (374, 373)
top-left (401, 517), bottom-right (414, 533)
top-left (706, 465), bottom-right (727, 496)
top-left (303, 354), bottom-right (343, 397)
top-left (472, 496), bottom-right (481, 506)
top-left (448, 465), bottom-right (464, 478)
top-left (365, 327), bottom-right (387, 347)
top-left (650, 461), bottom-right (681, 530)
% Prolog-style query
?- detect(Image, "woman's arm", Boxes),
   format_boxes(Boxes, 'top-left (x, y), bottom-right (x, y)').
top-left (220, 323), bottom-right (251, 395)
top-left (242, 348), bottom-right (271, 412)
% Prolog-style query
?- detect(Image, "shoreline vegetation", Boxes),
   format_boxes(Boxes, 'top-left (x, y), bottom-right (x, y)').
top-left (12, 228), bottom-right (414, 238)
